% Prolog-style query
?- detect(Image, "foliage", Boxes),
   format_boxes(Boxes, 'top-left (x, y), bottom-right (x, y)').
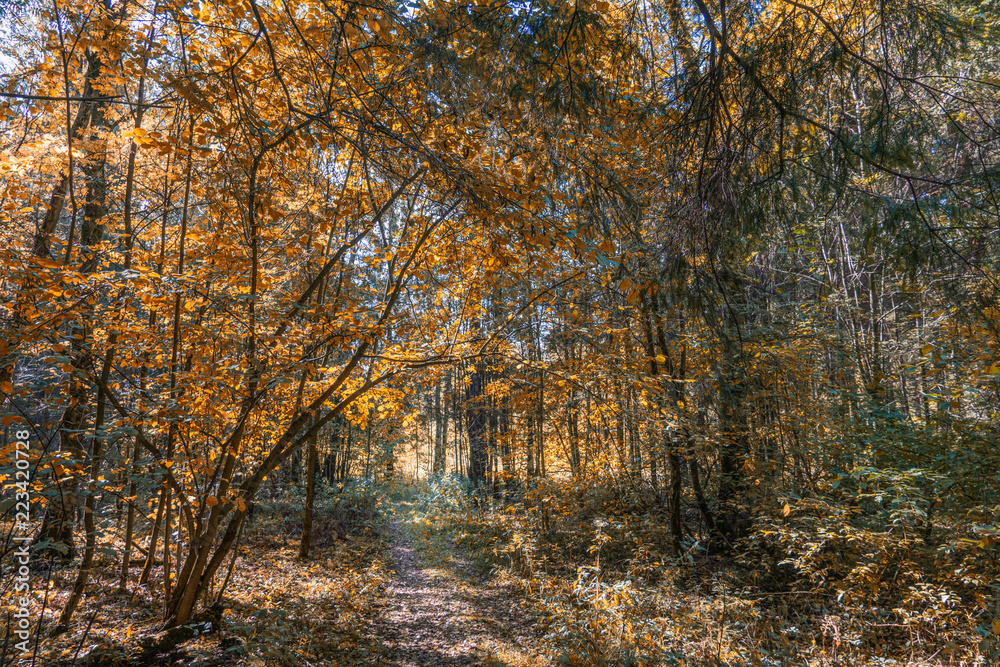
top-left (0, 0), bottom-right (999, 662)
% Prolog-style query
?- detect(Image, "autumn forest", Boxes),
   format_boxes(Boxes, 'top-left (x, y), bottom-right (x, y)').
top-left (0, 0), bottom-right (999, 663)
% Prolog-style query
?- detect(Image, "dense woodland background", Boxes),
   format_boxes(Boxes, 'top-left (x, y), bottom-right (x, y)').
top-left (1, 0), bottom-right (1000, 663)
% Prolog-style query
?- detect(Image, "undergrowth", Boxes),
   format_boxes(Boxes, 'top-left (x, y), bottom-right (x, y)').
top-left (417, 472), bottom-right (1000, 667)
top-left (3, 478), bottom-right (394, 666)
top-left (227, 477), bottom-right (392, 666)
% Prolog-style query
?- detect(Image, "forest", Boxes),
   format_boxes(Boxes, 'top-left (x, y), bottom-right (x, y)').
top-left (0, 0), bottom-right (999, 664)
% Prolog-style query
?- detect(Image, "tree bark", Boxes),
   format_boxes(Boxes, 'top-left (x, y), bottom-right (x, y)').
top-left (299, 417), bottom-right (318, 559)
top-left (466, 360), bottom-right (488, 491)
top-left (433, 381), bottom-right (445, 475)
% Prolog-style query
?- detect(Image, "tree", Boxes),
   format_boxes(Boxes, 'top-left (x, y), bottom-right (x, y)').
top-left (1, 0), bottom-right (998, 652)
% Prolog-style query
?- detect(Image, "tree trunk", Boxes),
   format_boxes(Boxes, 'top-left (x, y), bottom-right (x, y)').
top-left (299, 418), bottom-right (318, 559)
top-left (35, 40), bottom-right (121, 561)
top-left (466, 360), bottom-right (488, 491)
top-left (433, 382), bottom-right (445, 475)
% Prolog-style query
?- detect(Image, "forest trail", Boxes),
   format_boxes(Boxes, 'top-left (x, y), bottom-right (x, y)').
top-left (366, 520), bottom-right (546, 666)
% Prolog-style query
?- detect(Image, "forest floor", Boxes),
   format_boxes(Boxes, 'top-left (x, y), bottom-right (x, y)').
top-left (364, 512), bottom-right (547, 666)
top-left (11, 483), bottom-right (550, 667)
top-left (223, 483), bottom-right (552, 666)
top-left (13, 480), bottom-right (987, 666)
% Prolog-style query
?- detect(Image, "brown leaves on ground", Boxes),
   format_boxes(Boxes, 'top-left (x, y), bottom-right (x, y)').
top-left (364, 521), bottom-right (547, 667)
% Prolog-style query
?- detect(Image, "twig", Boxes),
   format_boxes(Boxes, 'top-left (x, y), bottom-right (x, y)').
top-left (70, 608), bottom-right (99, 665)
top-left (0, 92), bottom-right (171, 108)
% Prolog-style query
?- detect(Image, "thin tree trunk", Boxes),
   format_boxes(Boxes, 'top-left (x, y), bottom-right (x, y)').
top-left (163, 489), bottom-right (173, 609)
top-left (299, 417), bottom-right (318, 559)
top-left (38, 31), bottom-right (126, 562)
top-left (467, 358), bottom-right (488, 491)
top-left (433, 382), bottom-right (445, 475)
top-left (54, 342), bottom-right (115, 631)
top-left (652, 300), bottom-right (687, 556)
top-left (119, 437), bottom-right (141, 591)
top-left (139, 490), bottom-right (166, 585)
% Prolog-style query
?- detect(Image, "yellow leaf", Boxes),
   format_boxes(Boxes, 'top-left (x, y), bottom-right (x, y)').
top-left (920, 344), bottom-right (933, 355)
top-left (782, 503), bottom-right (791, 517)
top-left (655, 354), bottom-right (666, 364)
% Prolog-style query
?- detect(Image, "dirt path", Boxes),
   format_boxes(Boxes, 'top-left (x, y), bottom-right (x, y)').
top-left (366, 522), bottom-right (545, 666)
